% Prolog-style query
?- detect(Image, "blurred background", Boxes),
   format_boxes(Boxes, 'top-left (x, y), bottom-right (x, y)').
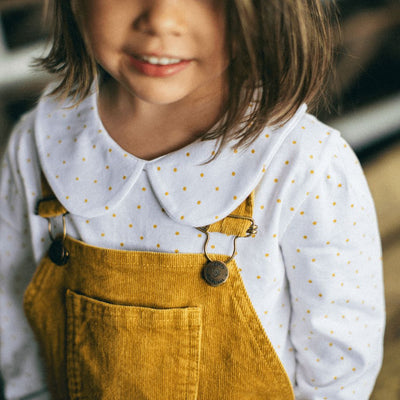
top-left (0, 0), bottom-right (399, 397)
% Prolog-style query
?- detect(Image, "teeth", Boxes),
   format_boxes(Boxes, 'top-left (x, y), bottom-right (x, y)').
top-left (141, 55), bottom-right (182, 65)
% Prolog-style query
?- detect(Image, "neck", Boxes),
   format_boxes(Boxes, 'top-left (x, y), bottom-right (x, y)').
top-left (97, 78), bottom-right (226, 160)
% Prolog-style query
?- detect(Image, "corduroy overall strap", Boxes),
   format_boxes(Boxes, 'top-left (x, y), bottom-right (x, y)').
top-left (205, 192), bottom-right (255, 237)
top-left (35, 172), bottom-right (68, 218)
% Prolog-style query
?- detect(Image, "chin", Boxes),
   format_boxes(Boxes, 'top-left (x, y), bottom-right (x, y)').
top-left (131, 87), bottom-right (192, 106)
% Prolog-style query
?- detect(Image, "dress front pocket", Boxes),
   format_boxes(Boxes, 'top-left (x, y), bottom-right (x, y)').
top-left (65, 290), bottom-right (202, 400)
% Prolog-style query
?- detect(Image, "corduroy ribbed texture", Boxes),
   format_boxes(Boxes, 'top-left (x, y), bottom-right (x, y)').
top-left (206, 191), bottom-right (255, 237)
top-left (24, 182), bottom-right (294, 399)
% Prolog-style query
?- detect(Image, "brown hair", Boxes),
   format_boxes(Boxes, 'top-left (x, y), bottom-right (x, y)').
top-left (38, 0), bottom-right (337, 150)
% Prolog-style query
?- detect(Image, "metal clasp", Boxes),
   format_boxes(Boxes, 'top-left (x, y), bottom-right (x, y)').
top-left (47, 213), bottom-right (68, 242)
top-left (196, 215), bottom-right (257, 287)
top-left (227, 214), bottom-right (258, 237)
top-left (47, 213), bottom-right (70, 266)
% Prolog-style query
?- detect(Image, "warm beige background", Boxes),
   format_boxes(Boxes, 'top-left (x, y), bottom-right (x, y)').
top-left (367, 143), bottom-right (400, 398)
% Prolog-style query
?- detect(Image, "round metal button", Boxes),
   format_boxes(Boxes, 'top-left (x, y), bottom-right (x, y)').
top-left (202, 261), bottom-right (229, 287)
top-left (49, 238), bottom-right (70, 266)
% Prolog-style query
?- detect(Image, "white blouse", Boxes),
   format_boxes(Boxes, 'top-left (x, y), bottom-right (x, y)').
top-left (0, 88), bottom-right (385, 400)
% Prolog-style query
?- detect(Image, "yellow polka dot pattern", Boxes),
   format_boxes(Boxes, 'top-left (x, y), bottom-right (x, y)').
top-left (0, 95), bottom-right (384, 398)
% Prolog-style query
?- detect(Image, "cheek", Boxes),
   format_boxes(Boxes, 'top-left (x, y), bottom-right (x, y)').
top-left (80, 3), bottom-right (130, 54)
top-left (200, 12), bottom-right (229, 68)
top-left (202, 30), bottom-right (229, 72)
top-left (83, 22), bottom-right (126, 69)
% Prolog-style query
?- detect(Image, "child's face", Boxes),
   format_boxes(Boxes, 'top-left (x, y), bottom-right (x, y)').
top-left (79, 0), bottom-right (229, 105)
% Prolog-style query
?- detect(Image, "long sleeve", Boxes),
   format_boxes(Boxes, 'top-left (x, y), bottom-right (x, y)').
top-left (280, 137), bottom-right (385, 399)
top-left (0, 92), bottom-right (386, 398)
top-left (0, 122), bottom-right (50, 399)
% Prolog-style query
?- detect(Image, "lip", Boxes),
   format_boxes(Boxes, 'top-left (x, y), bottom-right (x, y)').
top-left (128, 54), bottom-right (192, 78)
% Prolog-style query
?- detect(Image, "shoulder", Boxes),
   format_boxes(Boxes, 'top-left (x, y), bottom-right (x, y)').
top-left (266, 111), bottom-right (362, 191)
top-left (3, 107), bottom-right (37, 163)
top-left (2, 83), bottom-right (81, 173)
top-left (0, 107), bottom-right (39, 228)
top-left (274, 112), bottom-right (345, 170)
top-left (254, 111), bottom-right (373, 235)
top-left (1, 107), bottom-right (40, 196)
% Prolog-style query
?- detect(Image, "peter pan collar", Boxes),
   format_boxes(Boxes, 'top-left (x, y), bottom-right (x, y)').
top-left (35, 87), bottom-right (306, 226)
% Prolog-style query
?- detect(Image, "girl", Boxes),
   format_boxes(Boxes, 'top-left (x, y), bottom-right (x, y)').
top-left (0, 0), bottom-right (385, 399)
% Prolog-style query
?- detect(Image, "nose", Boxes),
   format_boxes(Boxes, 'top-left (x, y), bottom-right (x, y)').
top-left (134, 0), bottom-right (186, 37)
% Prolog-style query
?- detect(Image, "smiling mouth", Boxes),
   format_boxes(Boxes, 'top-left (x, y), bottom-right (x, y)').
top-left (138, 55), bottom-right (184, 65)
top-left (129, 54), bottom-right (191, 77)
